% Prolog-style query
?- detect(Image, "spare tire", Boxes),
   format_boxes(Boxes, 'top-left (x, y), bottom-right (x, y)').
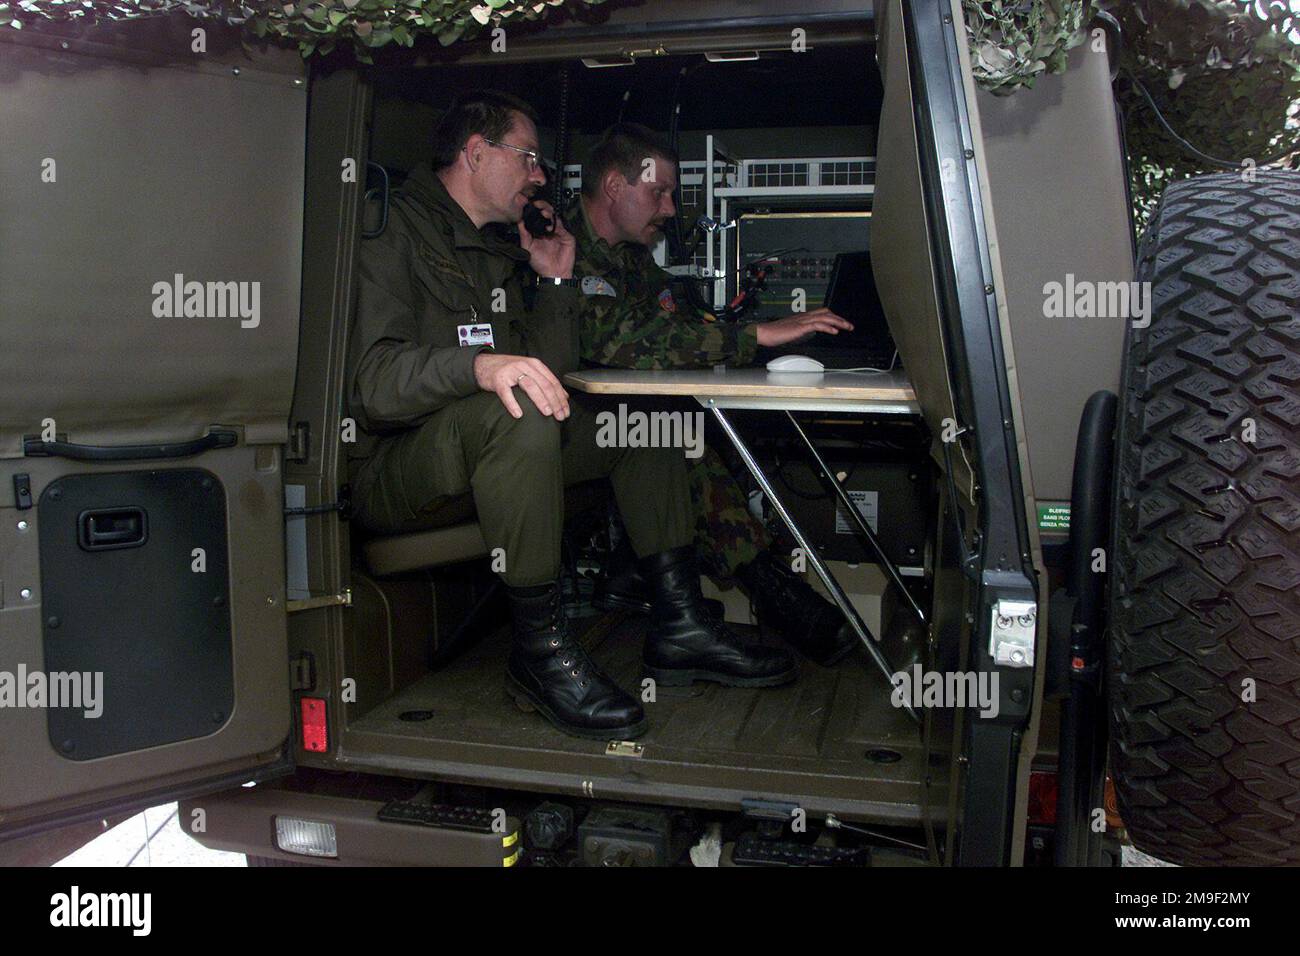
top-left (1110, 170), bottom-right (1300, 866)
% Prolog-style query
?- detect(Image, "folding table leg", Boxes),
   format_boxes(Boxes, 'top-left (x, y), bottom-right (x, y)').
top-left (703, 401), bottom-right (918, 724)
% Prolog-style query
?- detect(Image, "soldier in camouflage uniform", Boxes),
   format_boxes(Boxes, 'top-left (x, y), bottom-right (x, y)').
top-left (569, 122), bottom-right (860, 666)
top-left (566, 202), bottom-right (765, 579)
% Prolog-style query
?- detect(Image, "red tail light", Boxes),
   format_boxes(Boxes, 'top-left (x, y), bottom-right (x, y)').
top-left (1028, 770), bottom-right (1058, 825)
top-left (300, 697), bottom-right (327, 753)
top-left (1104, 775), bottom-right (1124, 829)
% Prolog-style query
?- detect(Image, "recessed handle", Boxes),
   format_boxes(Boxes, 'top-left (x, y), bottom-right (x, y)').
top-left (78, 508), bottom-right (148, 551)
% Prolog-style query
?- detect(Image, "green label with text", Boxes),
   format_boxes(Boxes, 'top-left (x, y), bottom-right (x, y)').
top-left (1037, 503), bottom-right (1071, 532)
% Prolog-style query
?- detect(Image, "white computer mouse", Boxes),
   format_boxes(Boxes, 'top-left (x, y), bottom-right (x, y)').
top-left (765, 354), bottom-right (825, 373)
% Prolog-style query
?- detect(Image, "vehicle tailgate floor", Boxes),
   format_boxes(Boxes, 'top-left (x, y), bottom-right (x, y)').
top-left (344, 612), bottom-right (933, 823)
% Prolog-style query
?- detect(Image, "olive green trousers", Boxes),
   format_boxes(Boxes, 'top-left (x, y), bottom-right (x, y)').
top-left (349, 391), bottom-right (693, 587)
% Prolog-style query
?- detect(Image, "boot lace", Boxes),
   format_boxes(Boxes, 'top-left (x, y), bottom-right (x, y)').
top-left (548, 629), bottom-right (595, 689)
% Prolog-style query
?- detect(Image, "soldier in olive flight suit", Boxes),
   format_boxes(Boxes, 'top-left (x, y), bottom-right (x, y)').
top-left (570, 123), bottom-right (860, 666)
top-left (345, 93), bottom-right (796, 741)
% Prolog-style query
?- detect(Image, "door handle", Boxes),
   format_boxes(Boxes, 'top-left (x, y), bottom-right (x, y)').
top-left (78, 508), bottom-right (148, 551)
top-left (24, 429), bottom-right (237, 461)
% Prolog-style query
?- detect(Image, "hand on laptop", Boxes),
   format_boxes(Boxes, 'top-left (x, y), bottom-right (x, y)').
top-left (755, 309), bottom-right (854, 347)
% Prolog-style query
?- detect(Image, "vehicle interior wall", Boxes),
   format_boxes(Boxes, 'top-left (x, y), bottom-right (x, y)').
top-left (869, 0), bottom-right (967, 499)
top-left (972, 40), bottom-right (1133, 507)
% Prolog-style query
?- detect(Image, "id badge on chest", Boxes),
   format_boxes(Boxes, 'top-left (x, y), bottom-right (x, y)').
top-left (457, 307), bottom-right (495, 349)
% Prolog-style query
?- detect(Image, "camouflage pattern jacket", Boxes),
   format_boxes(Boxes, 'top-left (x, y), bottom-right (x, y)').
top-left (569, 196), bottom-right (759, 370)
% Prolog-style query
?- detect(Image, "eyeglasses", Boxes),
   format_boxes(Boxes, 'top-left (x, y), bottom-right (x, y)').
top-left (482, 138), bottom-right (541, 172)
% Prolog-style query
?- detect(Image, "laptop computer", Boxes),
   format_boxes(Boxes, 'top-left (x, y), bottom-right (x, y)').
top-left (754, 250), bottom-right (900, 370)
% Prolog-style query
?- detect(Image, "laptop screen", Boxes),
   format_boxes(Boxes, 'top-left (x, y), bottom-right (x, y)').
top-left (823, 251), bottom-right (895, 355)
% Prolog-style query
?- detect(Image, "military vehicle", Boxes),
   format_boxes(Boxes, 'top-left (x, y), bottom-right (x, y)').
top-left (2, 0), bottom-right (1295, 867)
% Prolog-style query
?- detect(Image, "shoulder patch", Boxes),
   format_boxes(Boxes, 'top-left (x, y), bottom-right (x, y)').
top-left (581, 276), bottom-right (618, 297)
top-left (657, 287), bottom-right (677, 313)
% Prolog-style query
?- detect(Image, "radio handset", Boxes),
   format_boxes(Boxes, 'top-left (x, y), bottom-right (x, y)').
top-left (522, 202), bottom-right (555, 239)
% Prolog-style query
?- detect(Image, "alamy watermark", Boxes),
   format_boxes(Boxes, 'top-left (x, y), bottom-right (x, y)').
top-left (151, 273), bottom-right (261, 328)
top-left (0, 665), bottom-right (103, 718)
top-left (50, 886), bottom-right (150, 935)
top-left (890, 664), bottom-right (1000, 718)
top-left (1042, 273), bottom-right (1151, 328)
top-left (595, 403), bottom-right (705, 459)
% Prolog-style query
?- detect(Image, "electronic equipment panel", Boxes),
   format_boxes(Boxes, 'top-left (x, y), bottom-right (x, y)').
top-left (732, 210), bottom-right (870, 320)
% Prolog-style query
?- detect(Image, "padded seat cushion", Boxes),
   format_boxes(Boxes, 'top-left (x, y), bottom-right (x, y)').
top-left (362, 522), bottom-right (489, 577)
top-left (357, 478), bottom-right (611, 578)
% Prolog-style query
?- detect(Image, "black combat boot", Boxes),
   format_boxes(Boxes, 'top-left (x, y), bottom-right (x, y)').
top-left (594, 546), bottom-right (725, 620)
top-left (639, 546), bottom-right (798, 688)
top-left (593, 550), bottom-right (654, 614)
top-left (506, 583), bottom-right (647, 740)
top-left (736, 551), bottom-right (859, 667)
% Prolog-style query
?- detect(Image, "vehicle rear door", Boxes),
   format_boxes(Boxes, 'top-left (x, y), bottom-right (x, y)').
top-left (0, 17), bottom-right (304, 837)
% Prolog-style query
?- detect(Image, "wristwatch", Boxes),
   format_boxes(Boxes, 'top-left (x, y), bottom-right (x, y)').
top-left (538, 276), bottom-right (581, 287)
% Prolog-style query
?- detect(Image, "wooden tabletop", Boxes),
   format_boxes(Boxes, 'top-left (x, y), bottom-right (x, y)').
top-left (564, 366), bottom-right (916, 402)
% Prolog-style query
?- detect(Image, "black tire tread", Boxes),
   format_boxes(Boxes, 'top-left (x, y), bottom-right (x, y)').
top-left (1110, 170), bottom-right (1300, 866)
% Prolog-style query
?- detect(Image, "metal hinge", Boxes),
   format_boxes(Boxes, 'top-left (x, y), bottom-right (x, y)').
top-left (283, 484), bottom-right (352, 520)
top-left (989, 599), bottom-right (1036, 668)
top-left (286, 588), bottom-right (352, 614)
top-left (605, 740), bottom-right (644, 757)
top-left (740, 798), bottom-right (801, 821)
top-left (288, 421), bottom-right (310, 463)
top-left (289, 652), bottom-right (316, 691)
top-left (13, 474), bottom-right (32, 510)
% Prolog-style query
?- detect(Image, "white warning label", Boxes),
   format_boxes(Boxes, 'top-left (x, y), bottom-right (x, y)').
top-left (834, 490), bottom-right (879, 535)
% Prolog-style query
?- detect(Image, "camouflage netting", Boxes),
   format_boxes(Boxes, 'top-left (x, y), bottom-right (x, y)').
top-left (964, 0), bottom-right (1092, 94)
top-left (0, 0), bottom-right (599, 60)
top-left (1111, 1), bottom-right (1300, 229)
top-left (965, 0), bottom-right (1300, 232)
